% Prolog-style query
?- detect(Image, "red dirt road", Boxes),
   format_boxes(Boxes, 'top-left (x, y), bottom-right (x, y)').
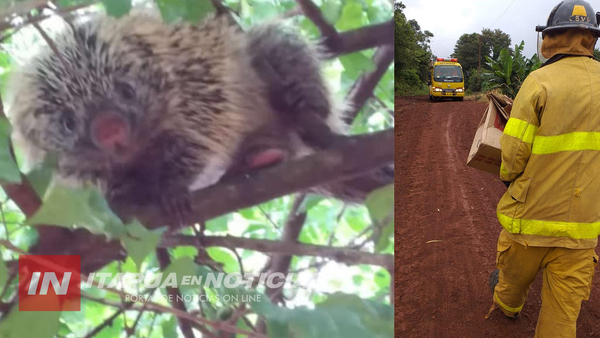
top-left (394, 96), bottom-right (600, 337)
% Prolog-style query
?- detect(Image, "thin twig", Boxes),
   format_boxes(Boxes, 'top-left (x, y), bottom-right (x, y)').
top-left (156, 248), bottom-right (197, 338)
top-left (344, 44), bottom-right (394, 124)
top-left (162, 234), bottom-right (392, 268)
top-left (82, 287), bottom-right (156, 338)
top-left (295, 0), bottom-right (338, 39)
top-left (257, 205), bottom-right (279, 229)
top-left (126, 302), bottom-right (148, 337)
top-left (0, 240), bottom-right (263, 337)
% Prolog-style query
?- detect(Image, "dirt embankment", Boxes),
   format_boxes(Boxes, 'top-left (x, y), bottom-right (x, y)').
top-left (394, 96), bottom-right (600, 337)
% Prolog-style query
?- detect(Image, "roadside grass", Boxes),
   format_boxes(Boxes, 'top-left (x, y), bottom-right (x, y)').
top-left (395, 85), bottom-right (429, 96)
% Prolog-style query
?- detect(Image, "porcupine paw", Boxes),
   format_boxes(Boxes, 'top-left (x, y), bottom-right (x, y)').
top-left (269, 80), bottom-right (309, 114)
top-left (159, 189), bottom-right (193, 226)
top-left (106, 179), bottom-right (144, 206)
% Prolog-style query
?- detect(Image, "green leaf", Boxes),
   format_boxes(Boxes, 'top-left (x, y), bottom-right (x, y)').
top-left (206, 214), bottom-right (231, 232)
top-left (365, 0), bottom-right (391, 23)
top-left (247, 0), bottom-right (279, 22)
top-left (156, 0), bottom-right (215, 24)
top-left (365, 184), bottom-right (393, 253)
top-left (95, 317), bottom-right (123, 338)
top-left (25, 161), bottom-right (53, 198)
top-left (27, 184), bottom-right (125, 238)
top-left (335, 0), bottom-right (365, 31)
top-left (206, 247), bottom-right (238, 273)
top-left (120, 220), bottom-right (166, 270)
top-left (375, 223), bottom-right (393, 253)
top-left (316, 293), bottom-right (393, 338)
top-left (87, 188), bottom-right (126, 239)
top-left (56, 0), bottom-right (96, 7)
top-left (366, 185), bottom-right (393, 222)
top-left (171, 245), bottom-right (198, 259)
top-left (161, 316), bottom-right (178, 338)
top-left (27, 185), bottom-right (103, 230)
top-left (160, 256), bottom-right (210, 286)
top-left (102, 0), bottom-right (131, 17)
top-left (373, 268), bottom-right (390, 290)
top-left (339, 52), bottom-right (376, 79)
top-left (321, 0), bottom-right (342, 25)
top-left (352, 274), bottom-right (363, 286)
top-left (297, 194), bottom-right (325, 213)
top-left (0, 303), bottom-right (60, 338)
top-left (0, 118), bottom-right (21, 183)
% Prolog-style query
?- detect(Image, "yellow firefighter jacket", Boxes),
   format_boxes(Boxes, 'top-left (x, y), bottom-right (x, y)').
top-left (497, 35), bottom-right (600, 249)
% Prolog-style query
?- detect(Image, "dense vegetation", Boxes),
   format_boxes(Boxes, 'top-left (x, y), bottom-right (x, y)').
top-left (482, 41), bottom-right (541, 98)
top-left (394, 1), bottom-right (433, 95)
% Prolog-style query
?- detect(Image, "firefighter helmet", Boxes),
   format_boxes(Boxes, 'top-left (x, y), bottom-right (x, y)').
top-left (535, 0), bottom-right (600, 38)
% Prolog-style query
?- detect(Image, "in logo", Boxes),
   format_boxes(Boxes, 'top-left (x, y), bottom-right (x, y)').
top-left (18, 255), bottom-right (81, 311)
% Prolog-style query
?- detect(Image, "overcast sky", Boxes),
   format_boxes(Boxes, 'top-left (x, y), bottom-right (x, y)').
top-left (402, 0), bottom-right (587, 60)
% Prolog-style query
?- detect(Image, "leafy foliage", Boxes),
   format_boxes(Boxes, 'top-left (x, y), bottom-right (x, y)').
top-left (0, 118), bottom-right (20, 183)
top-left (394, 2), bottom-right (433, 95)
top-left (101, 0), bottom-right (132, 18)
top-left (452, 28), bottom-right (512, 91)
top-left (452, 33), bottom-right (481, 75)
top-left (0, 0), bottom-right (394, 337)
top-left (481, 28), bottom-right (512, 62)
top-left (482, 41), bottom-right (542, 98)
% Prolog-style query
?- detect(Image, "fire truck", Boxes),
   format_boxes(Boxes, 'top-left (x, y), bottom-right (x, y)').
top-left (428, 58), bottom-right (465, 102)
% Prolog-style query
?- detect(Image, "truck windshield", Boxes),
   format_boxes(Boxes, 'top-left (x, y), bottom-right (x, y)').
top-left (433, 65), bottom-right (463, 82)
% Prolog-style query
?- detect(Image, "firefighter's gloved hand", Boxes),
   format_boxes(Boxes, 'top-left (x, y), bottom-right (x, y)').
top-left (502, 180), bottom-right (511, 188)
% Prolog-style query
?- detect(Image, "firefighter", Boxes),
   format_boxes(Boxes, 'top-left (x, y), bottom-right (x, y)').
top-left (489, 1), bottom-right (600, 336)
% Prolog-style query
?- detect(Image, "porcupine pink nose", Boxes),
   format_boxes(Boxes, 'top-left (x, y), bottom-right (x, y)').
top-left (91, 113), bottom-right (130, 154)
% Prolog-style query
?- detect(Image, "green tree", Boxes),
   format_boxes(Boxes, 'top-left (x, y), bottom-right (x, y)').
top-left (481, 28), bottom-right (512, 61)
top-left (408, 19), bottom-right (434, 83)
top-left (394, 2), bottom-right (433, 94)
top-left (451, 33), bottom-right (481, 73)
top-left (453, 28), bottom-right (512, 91)
top-left (483, 41), bottom-right (541, 98)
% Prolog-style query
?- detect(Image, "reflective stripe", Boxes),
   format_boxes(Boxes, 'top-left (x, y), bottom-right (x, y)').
top-left (494, 292), bottom-right (523, 313)
top-left (497, 212), bottom-right (600, 239)
top-left (532, 132), bottom-right (600, 155)
top-left (504, 118), bottom-right (538, 144)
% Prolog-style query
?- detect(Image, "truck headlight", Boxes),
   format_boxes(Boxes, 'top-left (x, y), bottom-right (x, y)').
top-left (434, 87), bottom-right (442, 92)
top-left (456, 88), bottom-right (464, 92)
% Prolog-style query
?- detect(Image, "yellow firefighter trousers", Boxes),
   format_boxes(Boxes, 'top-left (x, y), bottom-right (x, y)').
top-left (493, 230), bottom-right (598, 338)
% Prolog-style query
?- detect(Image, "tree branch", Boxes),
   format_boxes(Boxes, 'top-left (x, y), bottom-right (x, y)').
top-left (320, 20), bottom-right (393, 57)
top-left (113, 129), bottom-right (394, 228)
top-left (156, 248), bottom-right (197, 338)
top-left (264, 194), bottom-right (307, 303)
top-left (344, 44), bottom-right (394, 124)
top-left (82, 288), bottom-right (155, 338)
top-left (161, 234), bottom-right (393, 269)
top-left (295, 0), bottom-right (338, 39)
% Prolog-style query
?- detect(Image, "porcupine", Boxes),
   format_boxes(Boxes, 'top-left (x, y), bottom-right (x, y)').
top-left (7, 12), bottom-right (347, 214)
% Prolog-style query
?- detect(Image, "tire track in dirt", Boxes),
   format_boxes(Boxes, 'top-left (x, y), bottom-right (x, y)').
top-left (395, 96), bottom-right (600, 337)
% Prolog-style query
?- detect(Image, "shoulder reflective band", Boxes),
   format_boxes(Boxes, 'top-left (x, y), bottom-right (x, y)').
top-left (503, 118), bottom-right (538, 144)
top-left (532, 132), bottom-right (600, 155)
top-left (497, 211), bottom-right (600, 239)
